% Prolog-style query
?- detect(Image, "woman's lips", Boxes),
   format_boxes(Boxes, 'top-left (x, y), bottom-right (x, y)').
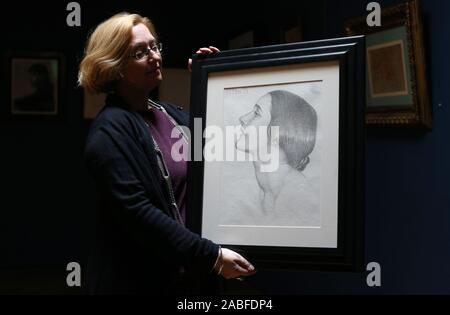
top-left (147, 67), bottom-right (160, 74)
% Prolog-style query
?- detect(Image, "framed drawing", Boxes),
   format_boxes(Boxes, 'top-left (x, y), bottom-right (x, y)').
top-left (345, 0), bottom-right (431, 128)
top-left (188, 36), bottom-right (365, 271)
top-left (2, 51), bottom-right (64, 122)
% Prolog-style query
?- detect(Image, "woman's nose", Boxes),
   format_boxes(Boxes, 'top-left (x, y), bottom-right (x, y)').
top-left (239, 111), bottom-right (253, 126)
top-left (147, 51), bottom-right (162, 62)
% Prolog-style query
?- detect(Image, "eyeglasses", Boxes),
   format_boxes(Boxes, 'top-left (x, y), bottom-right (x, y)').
top-left (130, 43), bottom-right (163, 60)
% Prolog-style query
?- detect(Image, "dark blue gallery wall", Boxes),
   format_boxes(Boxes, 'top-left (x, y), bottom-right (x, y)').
top-left (363, 0), bottom-right (450, 294)
top-left (0, 2), bottom-right (90, 269)
top-left (0, 0), bottom-right (327, 286)
top-left (0, 0), bottom-right (225, 270)
top-left (244, 0), bottom-right (450, 294)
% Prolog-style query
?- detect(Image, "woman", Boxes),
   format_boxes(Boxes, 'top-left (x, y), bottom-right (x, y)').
top-left (235, 90), bottom-right (319, 226)
top-left (79, 12), bottom-right (255, 294)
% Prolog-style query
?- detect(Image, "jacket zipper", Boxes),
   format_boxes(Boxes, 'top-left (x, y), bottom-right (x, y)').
top-left (143, 99), bottom-right (186, 225)
top-left (147, 99), bottom-right (188, 144)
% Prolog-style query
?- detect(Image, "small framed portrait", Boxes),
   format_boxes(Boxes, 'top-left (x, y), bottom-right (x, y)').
top-left (188, 36), bottom-right (366, 271)
top-left (3, 51), bottom-right (64, 121)
top-left (345, 0), bottom-right (431, 128)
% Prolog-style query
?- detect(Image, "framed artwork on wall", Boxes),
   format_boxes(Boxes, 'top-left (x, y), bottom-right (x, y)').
top-left (345, 0), bottom-right (431, 128)
top-left (188, 36), bottom-right (365, 271)
top-left (3, 51), bottom-right (64, 122)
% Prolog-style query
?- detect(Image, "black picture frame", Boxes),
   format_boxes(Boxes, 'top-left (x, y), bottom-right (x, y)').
top-left (187, 36), bottom-right (365, 272)
top-left (2, 51), bottom-right (65, 122)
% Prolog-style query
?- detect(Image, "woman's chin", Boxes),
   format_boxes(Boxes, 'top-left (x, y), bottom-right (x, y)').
top-left (236, 143), bottom-right (257, 155)
top-left (235, 140), bottom-right (246, 152)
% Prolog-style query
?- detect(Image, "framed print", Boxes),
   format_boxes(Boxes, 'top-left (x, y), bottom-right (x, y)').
top-left (2, 51), bottom-right (64, 122)
top-left (345, 0), bottom-right (431, 128)
top-left (188, 36), bottom-right (365, 271)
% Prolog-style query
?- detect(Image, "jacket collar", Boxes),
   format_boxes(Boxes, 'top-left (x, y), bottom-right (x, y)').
top-left (104, 93), bottom-right (188, 126)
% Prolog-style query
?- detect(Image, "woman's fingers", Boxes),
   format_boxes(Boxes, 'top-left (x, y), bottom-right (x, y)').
top-left (197, 47), bottom-right (212, 54)
top-left (226, 262), bottom-right (256, 279)
top-left (190, 47), bottom-right (219, 72)
top-left (196, 47), bottom-right (220, 55)
top-left (222, 264), bottom-right (247, 280)
top-left (233, 263), bottom-right (250, 275)
top-left (220, 248), bottom-right (257, 279)
top-left (232, 253), bottom-right (257, 277)
top-left (235, 256), bottom-right (255, 273)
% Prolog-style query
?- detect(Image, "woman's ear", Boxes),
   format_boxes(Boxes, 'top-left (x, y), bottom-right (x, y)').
top-left (116, 70), bottom-right (124, 81)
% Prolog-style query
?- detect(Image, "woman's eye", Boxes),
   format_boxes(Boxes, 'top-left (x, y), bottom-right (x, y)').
top-left (135, 50), bottom-right (145, 58)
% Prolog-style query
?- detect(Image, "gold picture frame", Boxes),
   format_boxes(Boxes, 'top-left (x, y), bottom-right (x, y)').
top-left (345, 0), bottom-right (431, 128)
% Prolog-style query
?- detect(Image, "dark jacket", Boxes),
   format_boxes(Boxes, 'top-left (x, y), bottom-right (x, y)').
top-left (84, 94), bottom-right (219, 294)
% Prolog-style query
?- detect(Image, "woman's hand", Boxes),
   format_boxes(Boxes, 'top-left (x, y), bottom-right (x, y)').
top-left (188, 46), bottom-right (220, 72)
top-left (215, 248), bottom-right (257, 279)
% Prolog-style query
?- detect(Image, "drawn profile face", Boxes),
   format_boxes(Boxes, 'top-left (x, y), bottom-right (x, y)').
top-left (236, 94), bottom-right (272, 154)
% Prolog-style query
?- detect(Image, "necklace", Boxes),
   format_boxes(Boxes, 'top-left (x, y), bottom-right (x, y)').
top-left (147, 99), bottom-right (160, 111)
top-left (146, 99), bottom-right (188, 144)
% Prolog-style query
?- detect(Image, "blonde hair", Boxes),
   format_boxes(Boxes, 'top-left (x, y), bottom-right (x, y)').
top-left (78, 12), bottom-right (157, 93)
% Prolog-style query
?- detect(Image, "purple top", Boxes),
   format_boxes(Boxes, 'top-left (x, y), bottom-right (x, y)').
top-left (141, 107), bottom-right (187, 223)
